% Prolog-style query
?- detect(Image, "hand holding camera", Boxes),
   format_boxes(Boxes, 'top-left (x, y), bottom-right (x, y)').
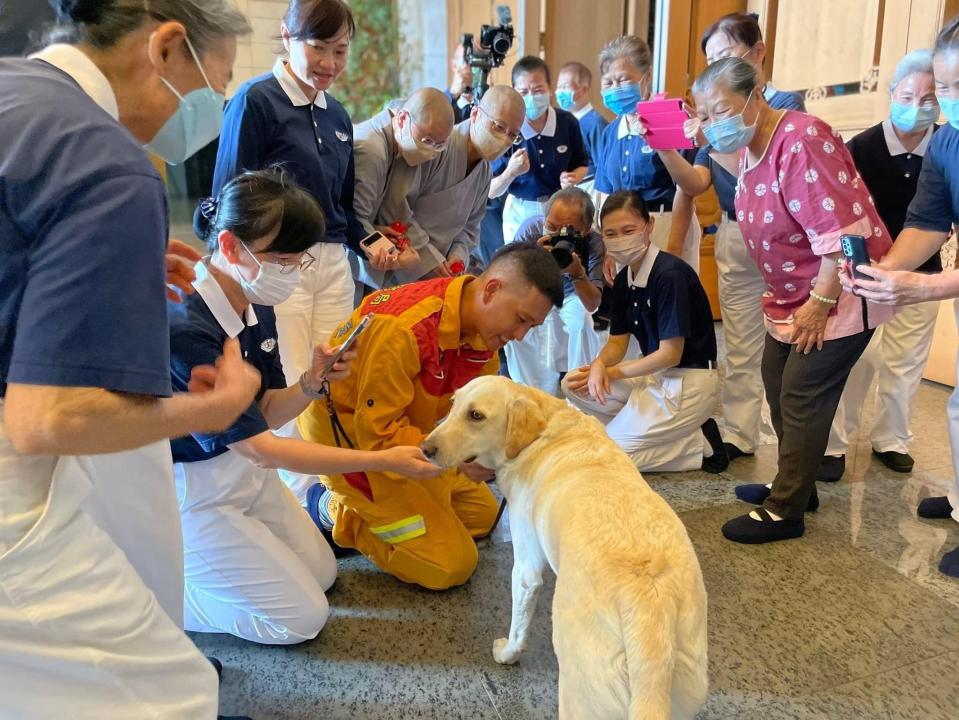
top-left (541, 225), bottom-right (590, 275)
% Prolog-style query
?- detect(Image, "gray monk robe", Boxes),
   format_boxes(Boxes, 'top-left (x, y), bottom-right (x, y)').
top-left (351, 117), bottom-right (492, 288)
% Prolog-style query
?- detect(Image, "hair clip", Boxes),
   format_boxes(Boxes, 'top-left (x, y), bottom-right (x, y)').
top-left (199, 196), bottom-right (219, 220)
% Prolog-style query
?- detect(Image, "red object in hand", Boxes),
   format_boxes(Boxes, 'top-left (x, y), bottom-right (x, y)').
top-left (390, 221), bottom-right (410, 251)
top-left (449, 260), bottom-right (465, 274)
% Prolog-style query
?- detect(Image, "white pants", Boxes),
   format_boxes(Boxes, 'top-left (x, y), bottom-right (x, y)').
top-left (176, 450), bottom-right (337, 645)
top-left (562, 368), bottom-right (719, 472)
top-left (504, 293), bottom-right (602, 396)
top-left (275, 242), bottom-right (356, 502)
top-left (73, 442), bottom-right (184, 626)
top-left (827, 300), bottom-right (939, 456)
top-left (649, 208), bottom-right (701, 273)
top-left (0, 413), bottom-right (217, 720)
top-left (947, 300), bottom-right (959, 523)
top-left (502, 195), bottom-right (546, 244)
top-left (714, 219), bottom-right (766, 452)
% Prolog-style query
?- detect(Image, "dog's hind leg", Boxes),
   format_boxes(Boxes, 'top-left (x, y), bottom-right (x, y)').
top-left (492, 513), bottom-right (547, 665)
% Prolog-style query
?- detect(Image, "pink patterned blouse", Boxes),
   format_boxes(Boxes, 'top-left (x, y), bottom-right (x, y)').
top-left (734, 110), bottom-right (894, 342)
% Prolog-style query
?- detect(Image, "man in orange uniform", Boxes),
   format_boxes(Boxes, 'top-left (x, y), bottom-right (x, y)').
top-left (299, 244), bottom-right (563, 589)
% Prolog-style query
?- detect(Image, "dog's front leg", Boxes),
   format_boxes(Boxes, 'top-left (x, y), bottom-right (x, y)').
top-left (493, 518), bottom-right (547, 665)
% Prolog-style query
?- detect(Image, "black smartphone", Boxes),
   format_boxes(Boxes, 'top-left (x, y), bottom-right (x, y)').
top-left (840, 234), bottom-right (871, 280)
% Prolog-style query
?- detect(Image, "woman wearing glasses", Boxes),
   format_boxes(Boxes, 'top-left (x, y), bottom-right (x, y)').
top-left (171, 170), bottom-right (441, 644)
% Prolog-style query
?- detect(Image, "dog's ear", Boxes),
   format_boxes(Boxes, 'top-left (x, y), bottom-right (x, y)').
top-left (505, 395), bottom-right (548, 460)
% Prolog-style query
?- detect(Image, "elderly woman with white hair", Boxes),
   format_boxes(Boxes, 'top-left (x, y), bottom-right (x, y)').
top-left (824, 49), bottom-right (942, 476)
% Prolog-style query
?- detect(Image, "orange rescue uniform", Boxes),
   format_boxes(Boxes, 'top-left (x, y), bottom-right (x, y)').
top-left (298, 276), bottom-right (500, 589)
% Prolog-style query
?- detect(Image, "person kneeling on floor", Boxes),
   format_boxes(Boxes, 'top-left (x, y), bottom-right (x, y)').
top-left (170, 170), bottom-right (440, 644)
top-left (298, 243), bottom-right (563, 590)
top-left (562, 190), bottom-right (728, 473)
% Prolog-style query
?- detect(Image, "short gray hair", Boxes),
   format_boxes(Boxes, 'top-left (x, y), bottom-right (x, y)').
top-left (890, 49), bottom-right (934, 91)
top-left (49, 0), bottom-right (251, 56)
top-left (692, 56), bottom-right (758, 99)
top-left (545, 186), bottom-right (595, 230)
top-left (598, 35), bottom-right (651, 77)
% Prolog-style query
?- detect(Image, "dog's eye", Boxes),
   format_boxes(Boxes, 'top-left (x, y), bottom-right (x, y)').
top-left (468, 409), bottom-right (485, 422)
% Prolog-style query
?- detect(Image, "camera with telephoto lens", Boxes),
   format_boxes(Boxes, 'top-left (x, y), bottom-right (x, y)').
top-left (547, 225), bottom-right (590, 271)
top-left (461, 5), bottom-right (514, 100)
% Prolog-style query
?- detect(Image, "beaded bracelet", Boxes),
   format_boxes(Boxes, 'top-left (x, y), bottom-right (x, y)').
top-left (809, 290), bottom-right (838, 305)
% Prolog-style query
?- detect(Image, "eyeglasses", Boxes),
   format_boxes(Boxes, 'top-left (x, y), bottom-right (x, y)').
top-left (248, 245), bottom-right (315, 275)
top-left (403, 112), bottom-right (448, 151)
top-left (477, 106), bottom-right (523, 144)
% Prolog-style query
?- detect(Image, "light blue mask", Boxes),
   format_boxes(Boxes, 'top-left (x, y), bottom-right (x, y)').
top-left (889, 102), bottom-right (940, 133)
top-left (703, 91), bottom-right (757, 153)
top-left (555, 89), bottom-right (575, 111)
top-left (601, 82), bottom-right (645, 116)
top-left (145, 36), bottom-right (225, 165)
top-left (937, 96), bottom-right (959, 130)
top-left (524, 92), bottom-right (550, 120)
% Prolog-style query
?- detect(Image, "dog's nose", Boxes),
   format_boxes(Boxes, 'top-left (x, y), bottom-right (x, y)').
top-left (420, 442), bottom-right (437, 460)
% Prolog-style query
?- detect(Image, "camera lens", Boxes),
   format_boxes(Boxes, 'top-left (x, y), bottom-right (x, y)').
top-left (492, 32), bottom-right (511, 55)
top-left (551, 240), bottom-right (574, 269)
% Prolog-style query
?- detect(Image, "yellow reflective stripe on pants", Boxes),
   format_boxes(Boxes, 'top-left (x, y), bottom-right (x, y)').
top-left (370, 515), bottom-right (426, 544)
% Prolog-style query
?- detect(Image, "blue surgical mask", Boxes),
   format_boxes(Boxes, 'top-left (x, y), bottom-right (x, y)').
top-left (601, 82), bottom-right (645, 116)
top-left (524, 92), bottom-right (550, 120)
top-left (555, 89), bottom-right (575, 111)
top-left (936, 96), bottom-right (959, 130)
top-left (145, 36), bottom-right (225, 165)
top-left (703, 91), bottom-right (757, 153)
top-left (890, 102), bottom-right (939, 133)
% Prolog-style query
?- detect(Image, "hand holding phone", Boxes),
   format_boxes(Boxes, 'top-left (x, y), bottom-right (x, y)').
top-left (634, 93), bottom-right (695, 150)
top-left (314, 313), bottom-right (374, 383)
top-left (360, 231), bottom-right (398, 260)
top-left (841, 234), bottom-right (871, 280)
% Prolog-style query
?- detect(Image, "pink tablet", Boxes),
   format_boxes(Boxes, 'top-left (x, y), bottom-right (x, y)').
top-left (634, 93), bottom-right (695, 150)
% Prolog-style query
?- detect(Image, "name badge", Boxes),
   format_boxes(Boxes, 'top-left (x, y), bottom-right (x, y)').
top-left (557, 145), bottom-right (568, 154)
top-left (261, 338), bottom-right (277, 352)
top-left (335, 130), bottom-right (350, 142)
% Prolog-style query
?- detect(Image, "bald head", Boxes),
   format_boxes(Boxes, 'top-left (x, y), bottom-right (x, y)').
top-left (402, 87), bottom-right (455, 144)
top-left (479, 85), bottom-right (525, 134)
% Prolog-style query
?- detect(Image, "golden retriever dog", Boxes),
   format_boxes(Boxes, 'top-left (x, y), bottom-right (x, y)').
top-left (421, 376), bottom-right (708, 720)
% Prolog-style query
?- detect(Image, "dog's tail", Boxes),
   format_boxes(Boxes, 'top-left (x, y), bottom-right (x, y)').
top-left (618, 578), bottom-right (708, 720)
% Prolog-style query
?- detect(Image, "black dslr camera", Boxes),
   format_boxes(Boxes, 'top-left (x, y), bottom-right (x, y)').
top-left (547, 225), bottom-right (590, 272)
top-left (461, 5), bottom-right (514, 100)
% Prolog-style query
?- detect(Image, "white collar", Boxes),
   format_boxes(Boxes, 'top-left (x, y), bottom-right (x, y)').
top-left (273, 58), bottom-right (327, 109)
top-left (522, 105), bottom-right (557, 139)
top-left (617, 114), bottom-right (643, 139)
top-left (627, 245), bottom-right (659, 288)
top-left (881, 118), bottom-right (933, 157)
top-left (192, 261), bottom-right (258, 339)
top-left (572, 103), bottom-right (594, 121)
top-left (30, 44), bottom-right (119, 120)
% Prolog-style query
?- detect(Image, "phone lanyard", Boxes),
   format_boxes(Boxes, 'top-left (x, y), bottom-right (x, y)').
top-left (323, 380), bottom-right (355, 449)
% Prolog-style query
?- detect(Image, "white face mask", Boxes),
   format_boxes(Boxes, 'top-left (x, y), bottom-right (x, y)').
top-left (234, 243), bottom-right (301, 306)
top-left (470, 118), bottom-right (512, 160)
top-left (604, 232), bottom-right (650, 267)
top-left (396, 115), bottom-right (441, 166)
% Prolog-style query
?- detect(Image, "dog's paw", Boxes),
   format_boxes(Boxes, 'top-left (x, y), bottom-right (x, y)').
top-left (492, 637), bottom-right (521, 665)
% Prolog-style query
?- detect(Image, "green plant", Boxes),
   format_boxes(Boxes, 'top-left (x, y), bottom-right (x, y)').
top-left (336, 0), bottom-right (401, 122)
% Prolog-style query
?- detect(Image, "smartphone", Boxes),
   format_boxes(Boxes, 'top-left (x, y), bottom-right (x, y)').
top-left (635, 93), bottom-right (695, 151)
top-left (360, 231), bottom-right (398, 259)
top-left (840, 234), bottom-right (871, 280)
top-left (319, 313), bottom-right (373, 380)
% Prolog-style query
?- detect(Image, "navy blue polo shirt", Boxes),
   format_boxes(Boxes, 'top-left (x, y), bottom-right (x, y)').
top-left (169, 265), bottom-right (288, 463)
top-left (514, 215), bottom-right (605, 296)
top-left (594, 116), bottom-right (694, 208)
top-left (609, 247), bottom-right (716, 368)
top-left (576, 106), bottom-right (609, 176)
top-left (0, 58), bottom-right (171, 398)
top-left (905, 124), bottom-right (959, 238)
top-left (213, 60), bottom-right (364, 251)
top-left (694, 89), bottom-right (806, 217)
top-left (492, 107), bottom-right (588, 201)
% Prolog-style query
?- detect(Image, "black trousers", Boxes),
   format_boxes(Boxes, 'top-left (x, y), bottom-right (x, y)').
top-left (762, 328), bottom-right (874, 520)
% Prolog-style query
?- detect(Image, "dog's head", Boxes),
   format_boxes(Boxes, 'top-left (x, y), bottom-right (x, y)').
top-left (422, 376), bottom-right (548, 470)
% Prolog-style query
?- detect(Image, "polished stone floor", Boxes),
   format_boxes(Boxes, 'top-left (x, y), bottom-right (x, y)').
top-left (194, 371), bottom-right (959, 720)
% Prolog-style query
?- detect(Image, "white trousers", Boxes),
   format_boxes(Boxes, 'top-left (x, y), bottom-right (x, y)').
top-left (176, 450), bottom-right (337, 645)
top-left (562, 368), bottom-right (719, 472)
top-left (502, 195), bottom-right (546, 245)
top-left (504, 293), bottom-right (602, 397)
top-left (714, 219), bottom-right (766, 452)
top-left (649, 208), bottom-right (701, 273)
top-left (0, 413), bottom-right (217, 720)
top-left (827, 300), bottom-right (939, 456)
top-left (73, 442), bottom-right (184, 626)
top-left (275, 242), bottom-right (356, 502)
top-left (947, 300), bottom-right (959, 523)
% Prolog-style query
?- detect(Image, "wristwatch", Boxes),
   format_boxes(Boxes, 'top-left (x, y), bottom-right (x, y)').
top-left (299, 372), bottom-right (327, 399)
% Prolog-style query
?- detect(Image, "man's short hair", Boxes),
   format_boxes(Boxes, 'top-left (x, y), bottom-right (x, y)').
top-left (559, 61), bottom-right (592, 87)
top-left (488, 242), bottom-right (564, 308)
top-left (512, 55), bottom-right (551, 87)
top-left (545, 187), bottom-right (595, 231)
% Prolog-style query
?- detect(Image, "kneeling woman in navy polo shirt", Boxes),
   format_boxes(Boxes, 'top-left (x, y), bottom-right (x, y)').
top-left (562, 190), bottom-right (726, 472)
top-left (170, 170), bottom-right (440, 644)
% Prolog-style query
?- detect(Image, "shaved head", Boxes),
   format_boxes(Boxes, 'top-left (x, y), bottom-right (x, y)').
top-left (402, 87), bottom-right (455, 142)
top-left (479, 85), bottom-right (525, 133)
